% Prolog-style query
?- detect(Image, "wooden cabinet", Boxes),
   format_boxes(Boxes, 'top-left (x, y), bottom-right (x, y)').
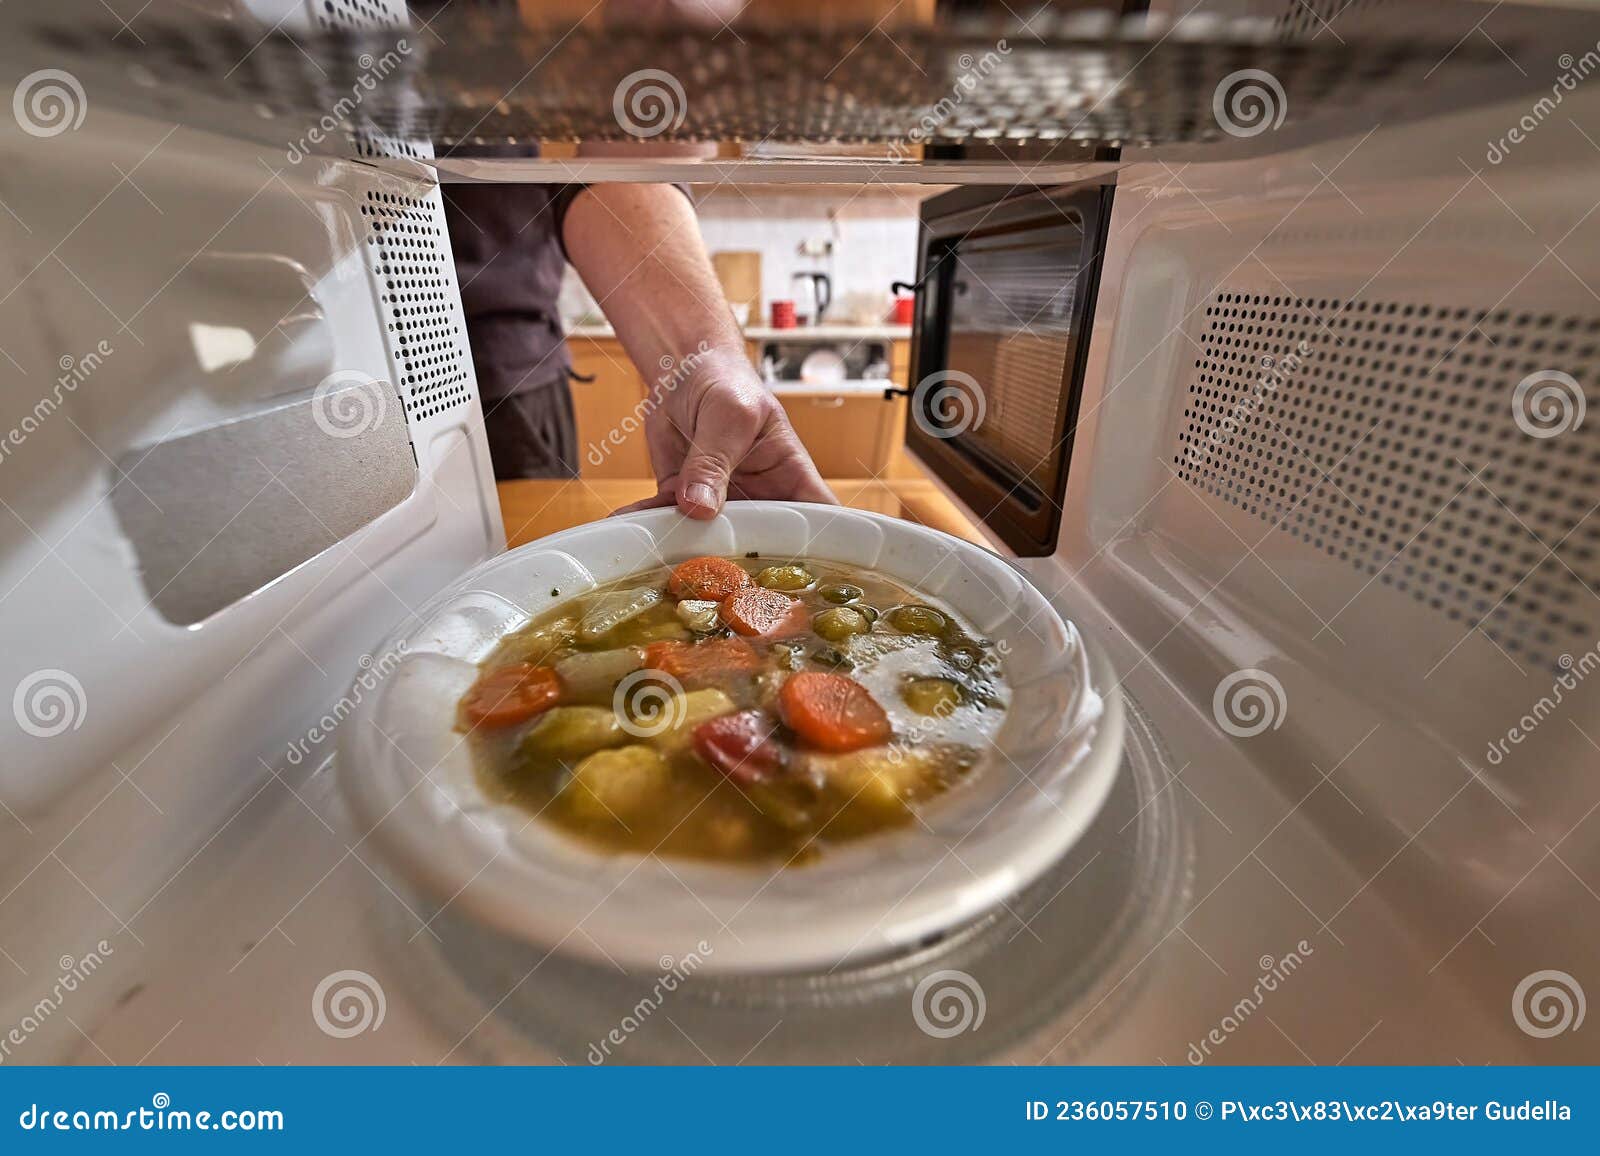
top-left (749, 337), bottom-right (912, 478)
top-left (775, 392), bottom-right (903, 478)
top-left (567, 336), bottom-right (652, 479)
top-left (567, 334), bottom-right (912, 480)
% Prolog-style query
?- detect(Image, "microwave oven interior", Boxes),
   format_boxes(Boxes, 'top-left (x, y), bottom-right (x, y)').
top-left (1, 0), bottom-right (1599, 1066)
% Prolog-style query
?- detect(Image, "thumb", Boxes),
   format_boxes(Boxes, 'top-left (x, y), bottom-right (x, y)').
top-left (668, 379), bottom-right (765, 519)
top-left (675, 442), bottom-right (736, 520)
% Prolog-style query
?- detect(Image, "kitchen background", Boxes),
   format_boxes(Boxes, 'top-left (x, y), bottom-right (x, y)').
top-left (560, 185), bottom-right (925, 329)
top-left (554, 184), bottom-right (936, 484)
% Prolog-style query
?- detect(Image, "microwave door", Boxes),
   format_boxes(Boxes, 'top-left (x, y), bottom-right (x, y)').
top-left (907, 185), bottom-right (1113, 556)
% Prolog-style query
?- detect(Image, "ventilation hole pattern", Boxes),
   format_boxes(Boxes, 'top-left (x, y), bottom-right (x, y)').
top-left (362, 190), bottom-right (470, 422)
top-left (352, 130), bottom-right (426, 161)
top-left (1277, 0), bottom-right (1392, 41)
top-left (315, 0), bottom-right (427, 159)
top-left (314, 0), bottom-right (404, 33)
top-left (29, 11), bottom-right (1508, 153)
top-left (1175, 292), bottom-right (1600, 663)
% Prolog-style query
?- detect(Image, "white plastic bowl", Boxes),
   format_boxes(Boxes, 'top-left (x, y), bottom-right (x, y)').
top-left (337, 502), bottom-right (1123, 973)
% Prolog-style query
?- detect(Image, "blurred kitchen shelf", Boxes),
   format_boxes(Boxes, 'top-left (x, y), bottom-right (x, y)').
top-left (567, 324), bottom-right (910, 341)
top-left (498, 479), bottom-right (986, 549)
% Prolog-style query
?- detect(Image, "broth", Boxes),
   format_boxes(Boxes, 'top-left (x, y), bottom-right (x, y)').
top-left (460, 555), bottom-right (1008, 863)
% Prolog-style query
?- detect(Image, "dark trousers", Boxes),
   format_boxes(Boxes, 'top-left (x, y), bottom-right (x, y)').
top-left (481, 383), bottom-right (580, 481)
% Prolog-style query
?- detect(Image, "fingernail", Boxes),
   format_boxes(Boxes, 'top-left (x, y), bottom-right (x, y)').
top-left (684, 483), bottom-right (717, 511)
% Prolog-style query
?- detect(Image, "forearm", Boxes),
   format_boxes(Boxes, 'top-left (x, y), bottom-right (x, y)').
top-left (561, 183), bottom-right (750, 392)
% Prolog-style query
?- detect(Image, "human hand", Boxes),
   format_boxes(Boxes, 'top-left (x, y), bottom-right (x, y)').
top-left (611, 354), bottom-right (837, 520)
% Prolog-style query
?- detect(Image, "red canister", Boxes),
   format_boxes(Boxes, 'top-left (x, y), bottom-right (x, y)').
top-left (770, 300), bottom-right (797, 329)
top-left (892, 295), bottom-right (915, 325)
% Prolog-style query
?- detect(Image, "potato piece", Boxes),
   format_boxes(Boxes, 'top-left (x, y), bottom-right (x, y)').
top-left (802, 746), bottom-right (945, 818)
top-left (645, 688), bottom-right (736, 752)
top-left (564, 746), bottom-right (671, 823)
top-left (554, 647), bottom-right (644, 699)
top-left (520, 706), bottom-right (626, 762)
top-left (702, 812), bottom-right (756, 856)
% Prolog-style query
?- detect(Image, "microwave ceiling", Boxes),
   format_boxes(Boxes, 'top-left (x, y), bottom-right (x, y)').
top-left (8, 0), bottom-right (1580, 182)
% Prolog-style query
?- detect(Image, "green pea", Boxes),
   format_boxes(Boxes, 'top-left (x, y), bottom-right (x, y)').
top-left (818, 582), bottom-right (865, 605)
top-left (813, 606), bottom-right (871, 643)
top-left (519, 706), bottom-right (625, 762)
top-left (902, 678), bottom-right (962, 718)
top-left (756, 564), bottom-right (814, 591)
top-left (887, 604), bottom-right (948, 636)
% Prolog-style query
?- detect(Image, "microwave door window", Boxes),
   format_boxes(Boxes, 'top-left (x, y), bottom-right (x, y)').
top-left (938, 223), bottom-right (1084, 504)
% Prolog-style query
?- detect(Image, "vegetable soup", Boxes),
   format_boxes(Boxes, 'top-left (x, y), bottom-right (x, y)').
top-left (459, 554), bottom-right (1008, 863)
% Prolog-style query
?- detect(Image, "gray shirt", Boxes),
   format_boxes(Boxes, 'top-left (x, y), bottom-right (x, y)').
top-left (441, 182), bottom-right (588, 402)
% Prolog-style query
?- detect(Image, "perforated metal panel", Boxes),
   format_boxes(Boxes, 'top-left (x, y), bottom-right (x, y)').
top-left (1275, 0), bottom-right (1393, 41)
top-left (361, 190), bottom-right (472, 421)
top-left (308, 0), bottom-right (433, 161)
top-left (313, 0), bottom-right (405, 33)
top-left (1175, 292), bottom-right (1600, 662)
top-left (13, 0), bottom-right (1537, 164)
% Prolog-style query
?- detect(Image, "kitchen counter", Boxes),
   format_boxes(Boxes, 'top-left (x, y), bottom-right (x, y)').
top-left (498, 478), bottom-right (985, 548)
top-left (765, 380), bottom-right (896, 396)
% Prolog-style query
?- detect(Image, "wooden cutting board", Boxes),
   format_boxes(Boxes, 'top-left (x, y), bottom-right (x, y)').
top-left (711, 250), bottom-right (762, 325)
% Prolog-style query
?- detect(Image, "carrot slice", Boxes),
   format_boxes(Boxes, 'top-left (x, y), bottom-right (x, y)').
top-left (459, 664), bottom-right (561, 729)
top-left (719, 586), bottom-right (806, 638)
top-left (643, 638), bottom-right (761, 686)
top-left (778, 672), bottom-right (891, 752)
top-left (668, 556), bottom-right (751, 601)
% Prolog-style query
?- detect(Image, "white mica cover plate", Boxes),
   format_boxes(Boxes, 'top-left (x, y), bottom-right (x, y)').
top-left (337, 503), bottom-right (1123, 974)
